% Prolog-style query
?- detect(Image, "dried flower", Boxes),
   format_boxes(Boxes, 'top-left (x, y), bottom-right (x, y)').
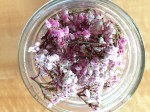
top-left (83, 30), bottom-right (91, 40)
top-left (28, 42), bottom-right (40, 52)
top-left (84, 89), bottom-right (91, 98)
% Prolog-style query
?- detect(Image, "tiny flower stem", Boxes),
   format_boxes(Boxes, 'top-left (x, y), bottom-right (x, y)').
top-left (69, 41), bottom-right (100, 46)
top-left (77, 93), bottom-right (97, 109)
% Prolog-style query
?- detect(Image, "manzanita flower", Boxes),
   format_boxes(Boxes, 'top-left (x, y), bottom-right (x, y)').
top-left (28, 42), bottom-right (40, 52)
top-left (47, 54), bottom-right (60, 62)
top-left (99, 37), bottom-right (106, 44)
top-left (49, 18), bottom-right (60, 28)
top-left (45, 20), bottom-right (52, 29)
top-left (83, 30), bottom-right (91, 40)
top-left (84, 89), bottom-right (91, 98)
top-left (63, 26), bottom-right (69, 35)
top-left (88, 11), bottom-right (95, 22)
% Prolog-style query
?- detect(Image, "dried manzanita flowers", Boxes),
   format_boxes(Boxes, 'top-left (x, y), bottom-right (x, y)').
top-left (28, 9), bottom-right (127, 112)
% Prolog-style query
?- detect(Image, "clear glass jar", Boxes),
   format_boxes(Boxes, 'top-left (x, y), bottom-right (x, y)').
top-left (18, 0), bottom-right (145, 112)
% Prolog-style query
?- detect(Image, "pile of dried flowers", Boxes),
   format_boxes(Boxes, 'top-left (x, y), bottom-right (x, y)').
top-left (28, 9), bottom-right (127, 112)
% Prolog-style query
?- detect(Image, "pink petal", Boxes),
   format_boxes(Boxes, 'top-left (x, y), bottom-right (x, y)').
top-left (49, 18), bottom-right (60, 28)
top-left (57, 30), bottom-right (65, 39)
top-left (83, 30), bottom-right (91, 40)
top-left (45, 20), bottom-right (52, 28)
top-left (63, 26), bottom-right (69, 35)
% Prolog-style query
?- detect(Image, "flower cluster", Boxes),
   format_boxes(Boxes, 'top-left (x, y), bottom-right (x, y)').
top-left (28, 9), bottom-right (127, 112)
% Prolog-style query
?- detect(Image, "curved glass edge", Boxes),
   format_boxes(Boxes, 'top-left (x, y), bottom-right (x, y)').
top-left (103, 0), bottom-right (145, 111)
top-left (18, 1), bottom-right (56, 112)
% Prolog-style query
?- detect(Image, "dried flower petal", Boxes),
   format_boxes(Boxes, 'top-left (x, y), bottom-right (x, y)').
top-left (28, 42), bottom-right (40, 52)
top-left (49, 18), bottom-right (60, 28)
top-left (99, 37), bottom-right (106, 44)
top-left (47, 54), bottom-right (60, 62)
top-left (45, 20), bottom-right (52, 29)
top-left (83, 30), bottom-right (91, 40)
top-left (84, 89), bottom-right (91, 98)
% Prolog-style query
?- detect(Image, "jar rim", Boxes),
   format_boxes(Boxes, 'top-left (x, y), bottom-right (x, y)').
top-left (18, 0), bottom-right (145, 112)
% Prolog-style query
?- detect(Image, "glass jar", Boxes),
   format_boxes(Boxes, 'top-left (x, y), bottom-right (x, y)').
top-left (18, 0), bottom-right (145, 112)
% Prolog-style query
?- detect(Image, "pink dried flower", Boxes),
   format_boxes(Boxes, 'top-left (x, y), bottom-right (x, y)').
top-left (88, 11), bottom-right (95, 22)
top-left (62, 9), bottom-right (70, 23)
top-left (118, 37), bottom-right (127, 50)
top-left (69, 33), bottom-right (75, 40)
top-left (79, 67), bottom-right (88, 77)
top-left (79, 13), bottom-right (85, 22)
top-left (84, 89), bottom-right (91, 98)
top-left (49, 18), bottom-right (60, 28)
top-left (55, 14), bottom-right (60, 20)
top-left (111, 28), bottom-right (116, 35)
top-left (63, 15), bottom-right (70, 23)
top-left (88, 68), bottom-right (93, 76)
top-left (35, 54), bottom-right (45, 64)
top-left (28, 42), bottom-right (40, 52)
top-left (99, 37), bottom-right (106, 44)
top-left (45, 20), bottom-right (52, 29)
top-left (50, 29), bottom-right (58, 37)
top-left (83, 30), bottom-right (91, 40)
top-left (94, 70), bottom-right (100, 76)
top-left (75, 66), bottom-right (82, 71)
top-left (57, 30), bottom-right (65, 39)
top-left (96, 15), bottom-right (103, 20)
top-left (62, 9), bottom-right (69, 16)
top-left (105, 37), bottom-right (113, 44)
top-left (47, 54), bottom-right (60, 62)
top-left (63, 26), bottom-right (69, 35)
top-left (60, 41), bottom-right (66, 47)
top-left (45, 63), bottom-right (53, 70)
top-left (50, 29), bottom-right (65, 41)
top-left (91, 57), bottom-right (99, 67)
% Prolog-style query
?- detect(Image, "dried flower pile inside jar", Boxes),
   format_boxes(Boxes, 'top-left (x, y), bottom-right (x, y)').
top-left (28, 9), bottom-right (127, 112)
